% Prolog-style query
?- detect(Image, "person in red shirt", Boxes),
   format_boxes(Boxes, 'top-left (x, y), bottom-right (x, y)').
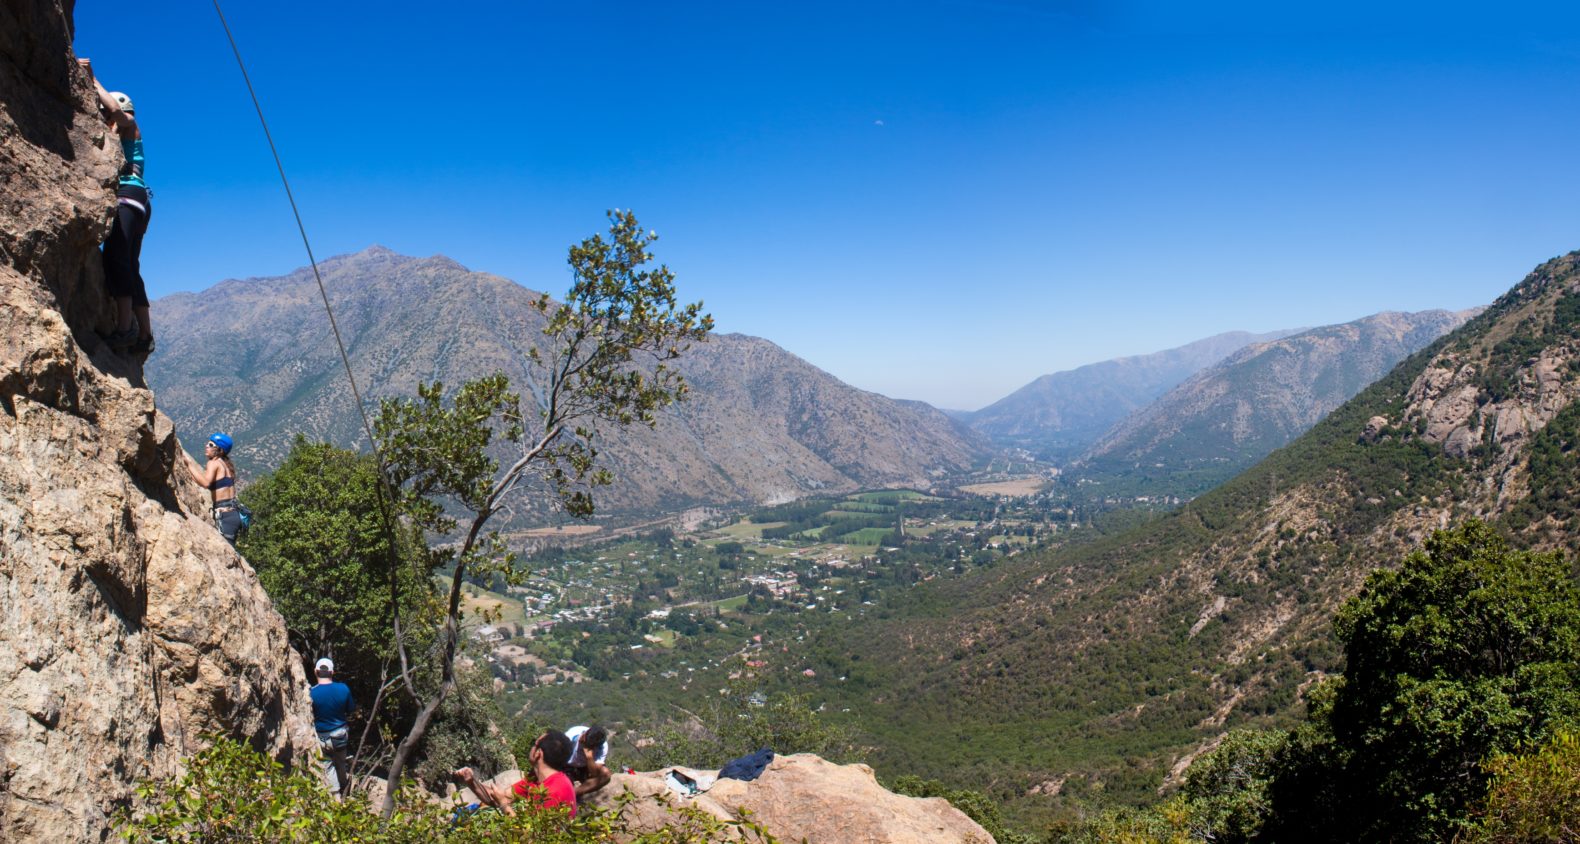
top-left (454, 730), bottom-right (577, 818)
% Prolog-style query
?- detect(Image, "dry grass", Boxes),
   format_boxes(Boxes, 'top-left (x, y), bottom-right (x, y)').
top-left (460, 584), bottom-right (526, 625)
top-left (520, 524), bottom-right (603, 538)
top-left (960, 477), bottom-right (1047, 497)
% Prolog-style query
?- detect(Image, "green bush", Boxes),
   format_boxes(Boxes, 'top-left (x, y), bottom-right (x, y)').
top-left (1461, 730), bottom-right (1580, 844)
top-left (1177, 729), bottom-right (1283, 843)
top-left (1049, 800), bottom-right (1194, 844)
top-left (411, 666), bottom-right (515, 793)
top-left (119, 737), bottom-right (773, 843)
top-left (889, 775), bottom-right (1040, 844)
top-left (1264, 521), bottom-right (1580, 842)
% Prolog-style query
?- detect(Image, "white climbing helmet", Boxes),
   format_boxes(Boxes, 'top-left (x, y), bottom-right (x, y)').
top-left (109, 91), bottom-right (133, 113)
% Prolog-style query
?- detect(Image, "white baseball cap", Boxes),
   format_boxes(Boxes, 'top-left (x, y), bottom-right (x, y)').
top-left (314, 657), bottom-right (334, 673)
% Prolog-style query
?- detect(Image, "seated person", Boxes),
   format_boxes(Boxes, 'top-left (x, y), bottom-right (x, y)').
top-left (564, 725), bottom-right (612, 797)
top-left (453, 730), bottom-right (577, 818)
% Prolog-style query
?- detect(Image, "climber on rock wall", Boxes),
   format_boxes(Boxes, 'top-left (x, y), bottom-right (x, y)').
top-left (80, 58), bottom-right (155, 356)
top-left (183, 433), bottom-right (243, 544)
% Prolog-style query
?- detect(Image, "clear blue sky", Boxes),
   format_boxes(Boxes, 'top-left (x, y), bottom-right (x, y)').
top-left (74, 1), bottom-right (1580, 410)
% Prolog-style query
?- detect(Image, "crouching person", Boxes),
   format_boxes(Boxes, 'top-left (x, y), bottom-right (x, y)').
top-left (453, 730), bottom-right (577, 818)
top-left (565, 725), bottom-right (612, 798)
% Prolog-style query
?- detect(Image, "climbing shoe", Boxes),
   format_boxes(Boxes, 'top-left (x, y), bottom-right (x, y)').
top-left (104, 326), bottom-right (138, 351)
top-left (131, 335), bottom-right (155, 357)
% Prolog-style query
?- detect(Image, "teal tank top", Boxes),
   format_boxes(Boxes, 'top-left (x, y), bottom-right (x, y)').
top-left (118, 137), bottom-right (146, 188)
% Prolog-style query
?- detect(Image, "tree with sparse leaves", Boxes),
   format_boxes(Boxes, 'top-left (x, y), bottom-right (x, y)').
top-left (375, 211), bottom-right (711, 817)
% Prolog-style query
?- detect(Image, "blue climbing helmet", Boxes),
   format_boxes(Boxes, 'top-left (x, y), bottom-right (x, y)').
top-left (208, 432), bottom-right (233, 454)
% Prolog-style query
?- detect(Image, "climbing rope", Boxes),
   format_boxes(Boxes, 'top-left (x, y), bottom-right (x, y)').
top-left (210, 0), bottom-right (382, 461)
top-left (211, 0), bottom-right (414, 664)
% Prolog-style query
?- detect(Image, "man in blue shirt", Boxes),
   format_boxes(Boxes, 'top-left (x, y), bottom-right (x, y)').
top-left (309, 657), bottom-right (357, 798)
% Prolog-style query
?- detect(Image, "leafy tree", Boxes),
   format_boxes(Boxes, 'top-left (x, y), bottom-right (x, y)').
top-left (375, 211), bottom-right (711, 817)
top-left (1177, 728), bottom-right (1283, 844)
top-left (1461, 730), bottom-right (1580, 844)
top-left (240, 437), bottom-right (438, 789)
top-left (1264, 520), bottom-right (1580, 842)
top-left (240, 437), bottom-right (424, 672)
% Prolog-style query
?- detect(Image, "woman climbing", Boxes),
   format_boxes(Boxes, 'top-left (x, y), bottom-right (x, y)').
top-left (80, 58), bottom-right (154, 356)
top-left (184, 433), bottom-right (243, 545)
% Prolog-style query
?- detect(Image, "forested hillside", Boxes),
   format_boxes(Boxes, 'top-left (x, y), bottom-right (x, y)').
top-left (804, 252), bottom-right (1580, 825)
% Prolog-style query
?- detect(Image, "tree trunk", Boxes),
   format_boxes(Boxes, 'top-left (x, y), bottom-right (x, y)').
top-left (376, 668), bottom-right (454, 817)
top-left (378, 514), bottom-right (486, 819)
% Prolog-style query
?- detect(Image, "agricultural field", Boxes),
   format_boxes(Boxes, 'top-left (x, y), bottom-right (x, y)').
top-left (959, 476), bottom-right (1048, 497)
top-left (459, 582), bottom-right (527, 626)
top-left (463, 484), bottom-right (1122, 758)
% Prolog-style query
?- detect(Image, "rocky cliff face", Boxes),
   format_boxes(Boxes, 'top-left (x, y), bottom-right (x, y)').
top-left (146, 248), bottom-right (983, 519)
top-left (0, 3), bottom-right (316, 840)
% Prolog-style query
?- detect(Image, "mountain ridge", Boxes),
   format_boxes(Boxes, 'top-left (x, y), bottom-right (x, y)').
top-left (966, 328), bottom-right (1304, 461)
top-left (1073, 308), bottom-right (1476, 496)
top-left (148, 247), bottom-right (984, 520)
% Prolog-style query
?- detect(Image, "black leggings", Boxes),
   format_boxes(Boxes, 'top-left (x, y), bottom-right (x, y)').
top-left (104, 188), bottom-right (152, 307)
top-left (214, 504), bottom-right (243, 545)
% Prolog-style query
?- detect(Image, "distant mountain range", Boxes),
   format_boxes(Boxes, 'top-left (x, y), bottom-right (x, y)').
top-left (819, 252), bottom-right (1580, 817)
top-left (1074, 308), bottom-right (1476, 496)
top-left (147, 247), bottom-right (983, 520)
top-left (964, 330), bottom-right (1302, 461)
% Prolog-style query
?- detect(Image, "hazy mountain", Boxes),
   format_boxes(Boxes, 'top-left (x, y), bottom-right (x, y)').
top-left (147, 247), bottom-right (982, 519)
top-left (967, 329), bottom-right (1302, 461)
top-left (813, 253), bottom-right (1580, 816)
top-left (1075, 309), bottom-right (1476, 496)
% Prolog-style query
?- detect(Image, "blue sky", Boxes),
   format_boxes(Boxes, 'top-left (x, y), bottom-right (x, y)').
top-left (74, 1), bottom-right (1580, 409)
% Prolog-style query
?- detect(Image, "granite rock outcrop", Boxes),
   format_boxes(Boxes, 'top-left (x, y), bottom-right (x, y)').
top-left (461, 754), bottom-right (996, 843)
top-left (0, 2), bottom-right (317, 840)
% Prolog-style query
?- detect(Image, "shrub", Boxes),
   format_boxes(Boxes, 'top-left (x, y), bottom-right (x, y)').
top-left (1176, 728), bottom-right (1283, 843)
top-left (1264, 521), bottom-right (1580, 842)
top-left (119, 737), bottom-right (773, 843)
top-left (889, 775), bottom-right (1039, 844)
top-left (1461, 730), bottom-right (1580, 844)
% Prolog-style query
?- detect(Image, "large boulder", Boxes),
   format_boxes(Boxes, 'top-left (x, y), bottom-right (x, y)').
top-left (0, 1), bottom-right (317, 841)
top-left (583, 755), bottom-right (997, 844)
